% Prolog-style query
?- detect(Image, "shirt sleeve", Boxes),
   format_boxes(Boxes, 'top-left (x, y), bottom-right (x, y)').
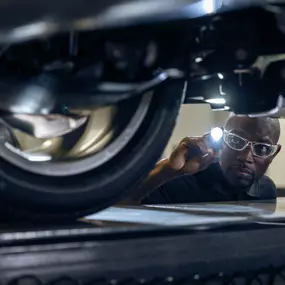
top-left (142, 175), bottom-right (200, 204)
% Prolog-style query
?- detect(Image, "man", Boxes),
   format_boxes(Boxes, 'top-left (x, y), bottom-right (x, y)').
top-left (122, 113), bottom-right (281, 204)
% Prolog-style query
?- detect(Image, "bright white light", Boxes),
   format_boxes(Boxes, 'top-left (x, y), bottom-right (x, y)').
top-left (10, 22), bottom-right (52, 41)
top-left (205, 98), bottom-right (226, 105)
top-left (195, 57), bottom-right (203, 63)
top-left (203, 0), bottom-right (215, 14)
top-left (218, 73), bottom-right (224, 79)
top-left (211, 127), bottom-right (223, 142)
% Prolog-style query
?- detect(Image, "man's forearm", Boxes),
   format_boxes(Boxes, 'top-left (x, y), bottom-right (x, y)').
top-left (120, 158), bottom-right (181, 205)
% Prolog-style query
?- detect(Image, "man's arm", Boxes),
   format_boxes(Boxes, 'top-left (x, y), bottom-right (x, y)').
top-left (120, 158), bottom-right (180, 205)
top-left (120, 134), bottom-right (219, 205)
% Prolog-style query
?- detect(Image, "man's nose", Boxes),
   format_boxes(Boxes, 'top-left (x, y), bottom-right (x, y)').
top-left (237, 145), bottom-right (254, 163)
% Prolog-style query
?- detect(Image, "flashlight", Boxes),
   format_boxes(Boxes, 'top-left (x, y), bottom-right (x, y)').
top-left (207, 127), bottom-right (224, 150)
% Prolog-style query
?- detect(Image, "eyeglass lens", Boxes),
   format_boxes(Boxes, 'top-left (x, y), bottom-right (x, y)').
top-left (225, 133), bottom-right (274, 157)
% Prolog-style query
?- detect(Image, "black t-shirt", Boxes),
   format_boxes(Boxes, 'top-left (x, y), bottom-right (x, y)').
top-left (142, 163), bottom-right (277, 204)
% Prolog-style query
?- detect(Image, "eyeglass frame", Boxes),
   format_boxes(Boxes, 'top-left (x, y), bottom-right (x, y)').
top-left (223, 129), bottom-right (279, 158)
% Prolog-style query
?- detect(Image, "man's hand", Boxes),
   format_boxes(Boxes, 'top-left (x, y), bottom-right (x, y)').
top-left (168, 134), bottom-right (220, 175)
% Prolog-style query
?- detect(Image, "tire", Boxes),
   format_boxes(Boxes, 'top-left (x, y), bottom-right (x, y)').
top-left (0, 81), bottom-right (185, 221)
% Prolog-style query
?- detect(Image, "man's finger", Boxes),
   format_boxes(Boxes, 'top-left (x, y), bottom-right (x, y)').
top-left (197, 140), bottom-right (213, 155)
top-left (180, 138), bottom-right (203, 157)
top-left (200, 152), bottom-right (217, 170)
top-left (182, 137), bottom-right (210, 153)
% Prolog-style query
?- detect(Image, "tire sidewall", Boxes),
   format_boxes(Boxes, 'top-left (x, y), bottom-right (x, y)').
top-left (0, 81), bottom-right (185, 220)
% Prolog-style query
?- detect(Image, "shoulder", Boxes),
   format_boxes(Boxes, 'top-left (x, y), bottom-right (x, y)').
top-left (143, 174), bottom-right (199, 204)
top-left (260, 175), bottom-right (276, 189)
top-left (258, 175), bottom-right (277, 199)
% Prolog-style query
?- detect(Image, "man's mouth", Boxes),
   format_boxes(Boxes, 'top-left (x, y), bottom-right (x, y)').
top-left (231, 165), bottom-right (253, 177)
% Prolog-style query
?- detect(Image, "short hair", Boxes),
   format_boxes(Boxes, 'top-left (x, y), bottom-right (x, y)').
top-left (224, 112), bottom-right (280, 143)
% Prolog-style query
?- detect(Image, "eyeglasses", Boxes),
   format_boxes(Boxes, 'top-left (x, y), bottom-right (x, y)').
top-left (223, 130), bottom-right (278, 158)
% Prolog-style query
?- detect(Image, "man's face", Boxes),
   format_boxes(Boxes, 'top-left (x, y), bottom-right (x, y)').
top-left (220, 116), bottom-right (281, 189)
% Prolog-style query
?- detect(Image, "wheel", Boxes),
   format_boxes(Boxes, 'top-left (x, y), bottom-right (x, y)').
top-left (0, 81), bottom-right (185, 221)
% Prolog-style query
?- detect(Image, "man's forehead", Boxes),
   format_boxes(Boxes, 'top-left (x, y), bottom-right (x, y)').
top-left (225, 115), bottom-right (278, 142)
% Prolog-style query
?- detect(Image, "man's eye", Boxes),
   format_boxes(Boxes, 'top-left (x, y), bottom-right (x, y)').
top-left (231, 138), bottom-right (240, 143)
top-left (228, 135), bottom-right (244, 146)
top-left (254, 144), bottom-right (272, 156)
